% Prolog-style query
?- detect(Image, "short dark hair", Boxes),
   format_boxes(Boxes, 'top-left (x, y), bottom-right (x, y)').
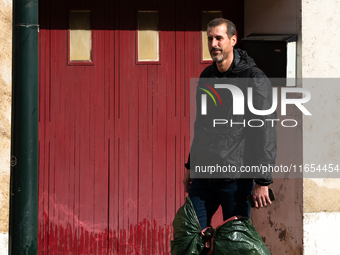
top-left (207, 18), bottom-right (236, 39)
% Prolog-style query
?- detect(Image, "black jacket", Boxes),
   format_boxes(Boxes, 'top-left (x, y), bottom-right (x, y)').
top-left (186, 48), bottom-right (277, 185)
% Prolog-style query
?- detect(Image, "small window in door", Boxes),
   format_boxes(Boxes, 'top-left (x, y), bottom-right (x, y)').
top-left (202, 11), bottom-right (222, 62)
top-left (68, 10), bottom-right (93, 65)
top-left (137, 11), bottom-right (160, 64)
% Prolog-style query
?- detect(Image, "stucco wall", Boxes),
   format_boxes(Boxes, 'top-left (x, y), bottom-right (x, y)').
top-left (0, 0), bottom-right (12, 253)
top-left (302, 0), bottom-right (340, 78)
top-left (244, 0), bottom-right (303, 254)
top-left (304, 212), bottom-right (340, 255)
top-left (302, 0), bottom-right (340, 253)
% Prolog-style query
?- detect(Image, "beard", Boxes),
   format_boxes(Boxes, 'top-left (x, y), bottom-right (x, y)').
top-left (210, 48), bottom-right (228, 62)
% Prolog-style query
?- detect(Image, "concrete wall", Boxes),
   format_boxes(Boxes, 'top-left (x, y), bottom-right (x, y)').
top-left (302, 0), bottom-right (340, 254)
top-left (0, 0), bottom-right (12, 253)
top-left (244, 0), bottom-right (303, 254)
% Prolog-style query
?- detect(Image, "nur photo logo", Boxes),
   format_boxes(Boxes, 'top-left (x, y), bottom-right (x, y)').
top-left (198, 82), bottom-right (312, 128)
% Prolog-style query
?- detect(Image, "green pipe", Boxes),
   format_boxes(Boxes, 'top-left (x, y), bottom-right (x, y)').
top-left (9, 0), bottom-right (39, 254)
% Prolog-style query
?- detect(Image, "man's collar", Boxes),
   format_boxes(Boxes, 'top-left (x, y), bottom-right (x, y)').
top-left (233, 48), bottom-right (240, 67)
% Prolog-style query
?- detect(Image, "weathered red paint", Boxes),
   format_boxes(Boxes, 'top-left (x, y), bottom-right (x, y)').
top-left (38, 0), bottom-right (244, 254)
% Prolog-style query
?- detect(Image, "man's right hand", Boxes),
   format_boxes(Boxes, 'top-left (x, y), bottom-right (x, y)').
top-left (183, 169), bottom-right (192, 193)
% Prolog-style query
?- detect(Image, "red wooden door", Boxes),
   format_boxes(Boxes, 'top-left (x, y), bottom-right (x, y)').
top-left (38, 0), bottom-right (243, 254)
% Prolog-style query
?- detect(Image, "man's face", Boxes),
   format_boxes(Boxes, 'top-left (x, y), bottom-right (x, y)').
top-left (207, 24), bottom-right (236, 62)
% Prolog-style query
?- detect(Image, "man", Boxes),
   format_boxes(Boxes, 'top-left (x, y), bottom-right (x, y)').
top-left (183, 18), bottom-right (277, 234)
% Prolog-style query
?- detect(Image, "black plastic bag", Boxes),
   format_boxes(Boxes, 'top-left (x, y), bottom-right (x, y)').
top-left (213, 217), bottom-right (271, 255)
top-left (171, 197), bottom-right (206, 255)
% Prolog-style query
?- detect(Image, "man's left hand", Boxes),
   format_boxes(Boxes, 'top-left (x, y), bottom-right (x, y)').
top-left (252, 183), bottom-right (272, 208)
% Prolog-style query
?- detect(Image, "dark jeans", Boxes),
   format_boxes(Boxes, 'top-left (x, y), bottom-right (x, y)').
top-left (189, 178), bottom-right (254, 230)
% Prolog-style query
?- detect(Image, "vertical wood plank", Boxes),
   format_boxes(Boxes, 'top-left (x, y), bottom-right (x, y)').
top-left (49, 1), bottom-right (58, 252)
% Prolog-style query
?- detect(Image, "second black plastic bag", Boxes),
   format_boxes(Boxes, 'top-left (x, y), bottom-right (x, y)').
top-left (213, 217), bottom-right (271, 255)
